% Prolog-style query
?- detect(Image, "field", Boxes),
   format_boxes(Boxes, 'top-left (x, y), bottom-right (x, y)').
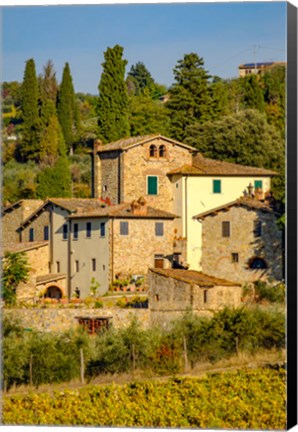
top-left (3, 367), bottom-right (286, 429)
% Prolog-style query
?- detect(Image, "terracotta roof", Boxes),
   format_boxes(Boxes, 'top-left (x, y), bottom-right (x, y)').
top-left (96, 134), bottom-right (195, 153)
top-left (3, 241), bottom-right (49, 254)
top-left (36, 273), bottom-right (66, 284)
top-left (149, 268), bottom-right (241, 287)
top-left (167, 154), bottom-right (277, 176)
top-left (69, 202), bottom-right (179, 219)
top-left (19, 198), bottom-right (108, 229)
top-left (194, 196), bottom-right (277, 220)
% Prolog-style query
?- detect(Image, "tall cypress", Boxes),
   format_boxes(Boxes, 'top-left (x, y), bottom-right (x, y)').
top-left (97, 45), bottom-right (129, 143)
top-left (20, 58), bottom-right (40, 161)
top-left (57, 62), bottom-right (79, 153)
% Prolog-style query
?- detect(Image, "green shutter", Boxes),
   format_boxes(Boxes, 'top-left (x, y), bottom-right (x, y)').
top-left (148, 176), bottom-right (158, 195)
top-left (213, 180), bottom-right (221, 193)
top-left (254, 180), bottom-right (263, 190)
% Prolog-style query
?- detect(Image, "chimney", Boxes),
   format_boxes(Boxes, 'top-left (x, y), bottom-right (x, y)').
top-left (131, 197), bottom-right (147, 216)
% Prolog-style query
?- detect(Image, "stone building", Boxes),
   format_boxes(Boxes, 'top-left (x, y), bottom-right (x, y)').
top-left (92, 134), bottom-right (277, 270)
top-left (148, 268), bottom-right (242, 323)
top-left (194, 196), bottom-right (283, 283)
top-left (2, 199), bottom-right (43, 244)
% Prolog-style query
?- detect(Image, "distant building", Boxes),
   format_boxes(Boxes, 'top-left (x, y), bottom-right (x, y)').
top-left (238, 62), bottom-right (286, 77)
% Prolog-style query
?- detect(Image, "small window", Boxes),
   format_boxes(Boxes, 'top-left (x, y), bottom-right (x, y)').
top-left (86, 222), bottom-right (92, 238)
top-left (203, 290), bottom-right (208, 304)
top-left (44, 226), bottom-right (49, 241)
top-left (29, 228), bottom-right (34, 242)
top-left (120, 221), bottom-right (129, 236)
top-left (103, 265), bottom-right (106, 271)
top-left (155, 294), bottom-right (160, 302)
top-left (213, 179), bottom-right (221, 194)
top-left (56, 261), bottom-right (60, 272)
top-left (147, 176), bottom-right (158, 195)
top-left (92, 258), bottom-right (96, 271)
top-left (155, 222), bottom-right (164, 236)
top-left (75, 287), bottom-right (80, 298)
top-left (103, 185), bottom-right (108, 192)
top-left (75, 260), bottom-right (79, 272)
top-left (100, 222), bottom-right (106, 237)
top-left (232, 253), bottom-right (239, 263)
top-left (149, 144), bottom-right (157, 157)
top-left (176, 183), bottom-right (179, 188)
top-left (222, 221), bottom-right (230, 237)
top-left (73, 223), bottom-right (79, 240)
top-left (63, 224), bottom-right (68, 240)
top-left (254, 220), bottom-right (262, 237)
top-left (159, 145), bottom-right (166, 157)
top-left (254, 180), bottom-right (263, 190)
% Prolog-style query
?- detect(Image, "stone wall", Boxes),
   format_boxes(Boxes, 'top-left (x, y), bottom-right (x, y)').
top-left (4, 307), bottom-right (151, 332)
top-left (99, 150), bottom-right (121, 204)
top-left (200, 206), bottom-right (283, 283)
top-left (21, 208), bottom-right (50, 242)
top-left (122, 138), bottom-right (192, 213)
top-left (112, 218), bottom-right (174, 278)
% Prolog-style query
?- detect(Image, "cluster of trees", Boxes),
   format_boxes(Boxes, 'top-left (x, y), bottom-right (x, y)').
top-left (3, 307), bottom-right (285, 390)
top-left (2, 44), bottom-right (286, 206)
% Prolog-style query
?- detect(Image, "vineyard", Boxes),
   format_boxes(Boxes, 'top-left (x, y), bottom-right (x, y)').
top-left (3, 367), bottom-right (286, 429)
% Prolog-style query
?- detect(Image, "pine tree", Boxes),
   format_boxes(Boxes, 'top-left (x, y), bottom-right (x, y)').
top-left (97, 45), bottom-right (129, 143)
top-left (128, 62), bottom-right (155, 96)
top-left (57, 62), bottom-right (80, 153)
top-left (166, 53), bottom-right (212, 141)
top-left (20, 58), bottom-right (40, 161)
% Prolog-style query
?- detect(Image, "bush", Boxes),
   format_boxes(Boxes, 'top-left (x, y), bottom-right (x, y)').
top-left (254, 281), bottom-right (285, 303)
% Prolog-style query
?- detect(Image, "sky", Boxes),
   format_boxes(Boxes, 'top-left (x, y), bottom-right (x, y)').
top-left (1, 1), bottom-right (287, 94)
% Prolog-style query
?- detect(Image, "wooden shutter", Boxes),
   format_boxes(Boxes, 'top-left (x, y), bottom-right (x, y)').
top-left (222, 221), bottom-right (230, 237)
top-left (148, 176), bottom-right (158, 195)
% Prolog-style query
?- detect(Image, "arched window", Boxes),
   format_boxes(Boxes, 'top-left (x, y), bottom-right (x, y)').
top-left (248, 257), bottom-right (267, 269)
top-left (149, 145), bottom-right (157, 157)
top-left (159, 145), bottom-right (166, 157)
top-left (45, 286), bottom-right (63, 299)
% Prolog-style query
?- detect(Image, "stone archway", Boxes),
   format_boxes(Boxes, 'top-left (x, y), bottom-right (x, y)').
top-left (45, 285), bottom-right (63, 299)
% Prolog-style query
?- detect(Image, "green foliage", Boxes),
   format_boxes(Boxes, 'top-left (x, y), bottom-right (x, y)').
top-left (97, 45), bottom-right (130, 143)
top-left (3, 160), bottom-right (40, 203)
top-left (240, 75), bottom-right (265, 112)
top-left (2, 252), bottom-right (30, 306)
top-left (254, 281), bottom-right (285, 304)
top-left (166, 53), bottom-right (212, 141)
top-left (57, 63), bottom-right (80, 151)
top-left (19, 59), bottom-right (40, 161)
top-left (36, 155), bottom-right (71, 199)
top-left (90, 277), bottom-right (100, 297)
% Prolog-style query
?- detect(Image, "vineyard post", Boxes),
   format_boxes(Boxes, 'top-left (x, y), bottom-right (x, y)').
top-left (80, 348), bottom-right (85, 384)
top-left (29, 354), bottom-right (33, 387)
top-left (132, 344), bottom-right (136, 376)
top-left (183, 336), bottom-right (189, 373)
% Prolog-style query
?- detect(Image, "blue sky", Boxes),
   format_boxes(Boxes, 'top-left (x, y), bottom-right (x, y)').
top-left (2, 2), bottom-right (287, 94)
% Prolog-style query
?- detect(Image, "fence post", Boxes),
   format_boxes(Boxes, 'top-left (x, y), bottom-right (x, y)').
top-left (132, 344), bottom-right (136, 375)
top-left (29, 354), bottom-right (33, 387)
top-left (80, 348), bottom-right (85, 384)
top-left (183, 336), bottom-right (189, 373)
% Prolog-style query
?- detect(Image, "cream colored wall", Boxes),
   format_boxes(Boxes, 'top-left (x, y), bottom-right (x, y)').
top-left (69, 217), bottom-right (110, 298)
top-left (51, 206), bottom-right (70, 275)
top-left (184, 176), bottom-right (271, 270)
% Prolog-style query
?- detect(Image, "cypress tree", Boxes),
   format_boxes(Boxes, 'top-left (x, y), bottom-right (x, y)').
top-left (166, 53), bottom-right (212, 142)
top-left (97, 45), bottom-right (129, 143)
top-left (57, 62), bottom-right (80, 153)
top-left (36, 155), bottom-right (71, 199)
top-left (20, 58), bottom-right (40, 161)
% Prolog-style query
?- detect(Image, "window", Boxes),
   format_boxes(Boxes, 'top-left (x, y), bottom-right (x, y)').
top-left (147, 176), bottom-right (158, 195)
top-left (222, 221), bottom-right (230, 237)
top-left (254, 220), bottom-right (262, 237)
top-left (213, 179), bottom-right (221, 194)
top-left (203, 290), bottom-right (208, 304)
top-left (63, 224), bottom-right (68, 240)
top-left (155, 294), bottom-right (160, 302)
top-left (155, 222), bottom-right (164, 236)
top-left (86, 222), bottom-right (92, 238)
top-left (75, 287), bottom-right (80, 298)
top-left (56, 261), bottom-right (60, 272)
top-left (103, 185), bottom-right (108, 192)
top-left (120, 221), bottom-right (129, 236)
top-left (159, 145), bottom-right (166, 157)
top-left (100, 222), bottom-right (106, 237)
top-left (254, 180), bottom-right (263, 190)
top-left (92, 258), bottom-right (96, 271)
top-left (232, 253), bottom-right (239, 263)
top-left (149, 144), bottom-right (157, 157)
top-left (73, 223), bottom-right (79, 240)
top-left (44, 226), bottom-right (49, 241)
top-left (29, 228), bottom-right (34, 242)
top-left (75, 260), bottom-right (79, 272)
top-left (249, 257), bottom-right (267, 269)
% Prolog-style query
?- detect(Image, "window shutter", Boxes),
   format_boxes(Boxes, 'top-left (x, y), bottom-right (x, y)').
top-left (148, 176), bottom-right (158, 195)
top-left (254, 180), bottom-right (263, 190)
top-left (213, 179), bottom-right (221, 193)
top-left (155, 222), bottom-right (164, 236)
top-left (222, 221), bottom-right (230, 237)
top-left (86, 222), bottom-right (92, 238)
top-left (120, 221), bottom-right (129, 235)
top-left (73, 223), bottom-right (79, 239)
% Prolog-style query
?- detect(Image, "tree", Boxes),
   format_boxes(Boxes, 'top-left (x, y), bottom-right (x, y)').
top-left (209, 77), bottom-right (230, 120)
top-left (2, 252), bottom-right (30, 305)
top-left (240, 74), bottom-right (265, 112)
top-left (166, 53), bottom-right (212, 141)
top-left (127, 62), bottom-right (155, 96)
top-left (39, 60), bottom-right (58, 104)
top-left (97, 45), bottom-right (130, 143)
top-left (19, 59), bottom-right (40, 161)
top-left (57, 62), bottom-right (80, 153)
top-left (129, 94), bottom-right (170, 136)
top-left (36, 155), bottom-right (72, 199)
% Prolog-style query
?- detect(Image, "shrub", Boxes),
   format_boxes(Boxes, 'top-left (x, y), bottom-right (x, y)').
top-left (254, 281), bottom-right (285, 303)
